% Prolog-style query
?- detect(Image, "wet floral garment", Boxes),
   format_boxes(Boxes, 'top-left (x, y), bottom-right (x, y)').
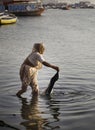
top-left (20, 64), bottom-right (38, 92)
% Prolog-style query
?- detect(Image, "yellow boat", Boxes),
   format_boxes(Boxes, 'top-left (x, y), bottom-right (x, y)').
top-left (0, 12), bottom-right (17, 25)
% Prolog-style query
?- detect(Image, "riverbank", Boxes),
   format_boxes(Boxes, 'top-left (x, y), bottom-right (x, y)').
top-left (43, 1), bottom-right (95, 9)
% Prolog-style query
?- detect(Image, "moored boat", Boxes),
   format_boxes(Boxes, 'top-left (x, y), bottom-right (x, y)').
top-left (61, 6), bottom-right (70, 10)
top-left (8, 3), bottom-right (44, 16)
top-left (0, 11), bottom-right (17, 25)
top-left (3, 0), bottom-right (45, 16)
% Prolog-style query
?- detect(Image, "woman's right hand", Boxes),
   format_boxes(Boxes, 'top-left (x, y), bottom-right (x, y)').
top-left (43, 61), bottom-right (59, 72)
top-left (53, 66), bottom-right (59, 72)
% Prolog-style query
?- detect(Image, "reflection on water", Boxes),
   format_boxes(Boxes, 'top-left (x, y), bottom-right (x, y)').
top-left (40, 96), bottom-right (60, 130)
top-left (20, 95), bottom-right (61, 130)
top-left (20, 95), bottom-right (45, 130)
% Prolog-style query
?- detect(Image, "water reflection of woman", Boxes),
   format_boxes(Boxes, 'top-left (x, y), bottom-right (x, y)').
top-left (20, 95), bottom-right (60, 130)
top-left (20, 95), bottom-right (46, 130)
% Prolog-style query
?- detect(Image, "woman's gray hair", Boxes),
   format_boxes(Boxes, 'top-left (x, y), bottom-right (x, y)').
top-left (32, 43), bottom-right (45, 54)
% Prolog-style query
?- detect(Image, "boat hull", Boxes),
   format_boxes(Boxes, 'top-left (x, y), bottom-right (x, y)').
top-left (0, 17), bottom-right (17, 25)
top-left (11, 8), bottom-right (44, 16)
top-left (0, 14), bottom-right (17, 25)
top-left (8, 2), bottom-right (45, 16)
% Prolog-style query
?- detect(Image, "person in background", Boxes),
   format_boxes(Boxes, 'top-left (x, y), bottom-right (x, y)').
top-left (16, 43), bottom-right (59, 97)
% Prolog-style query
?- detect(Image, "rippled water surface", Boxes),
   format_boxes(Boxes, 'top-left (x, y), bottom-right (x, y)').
top-left (0, 9), bottom-right (95, 130)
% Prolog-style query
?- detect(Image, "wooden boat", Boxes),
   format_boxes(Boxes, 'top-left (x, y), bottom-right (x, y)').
top-left (0, 12), bottom-right (17, 25)
top-left (60, 5), bottom-right (70, 10)
top-left (3, 0), bottom-right (45, 16)
top-left (8, 6), bottom-right (45, 16)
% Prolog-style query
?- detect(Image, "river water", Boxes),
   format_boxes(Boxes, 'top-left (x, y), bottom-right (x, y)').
top-left (0, 9), bottom-right (95, 130)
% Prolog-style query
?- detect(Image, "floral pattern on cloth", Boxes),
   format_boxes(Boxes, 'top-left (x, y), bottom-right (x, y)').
top-left (20, 64), bottom-right (37, 87)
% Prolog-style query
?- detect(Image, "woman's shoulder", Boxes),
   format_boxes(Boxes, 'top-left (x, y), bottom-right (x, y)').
top-left (29, 52), bottom-right (41, 58)
top-left (34, 52), bottom-right (41, 56)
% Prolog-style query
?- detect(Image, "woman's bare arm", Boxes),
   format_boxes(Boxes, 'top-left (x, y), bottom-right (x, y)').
top-left (42, 61), bottom-right (59, 71)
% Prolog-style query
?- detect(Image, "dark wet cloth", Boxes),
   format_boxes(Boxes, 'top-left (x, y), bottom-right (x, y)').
top-left (44, 71), bottom-right (59, 95)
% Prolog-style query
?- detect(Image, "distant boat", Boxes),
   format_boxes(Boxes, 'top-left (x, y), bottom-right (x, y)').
top-left (61, 5), bottom-right (70, 10)
top-left (3, 0), bottom-right (45, 16)
top-left (0, 11), bottom-right (17, 25)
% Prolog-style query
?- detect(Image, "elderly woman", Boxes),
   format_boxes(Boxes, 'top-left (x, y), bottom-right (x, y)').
top-left (16, 43), bottom-right (59, 97)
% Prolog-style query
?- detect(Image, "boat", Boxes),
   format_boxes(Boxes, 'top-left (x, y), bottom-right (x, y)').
top-left (3, 0), bottom-right (45, 16)
top-left (0, 4), bottom-right (5, 12)
top-left (0, 11), bottom-right (17, 25)
top-left (61, 6), bottom-right (70, 10)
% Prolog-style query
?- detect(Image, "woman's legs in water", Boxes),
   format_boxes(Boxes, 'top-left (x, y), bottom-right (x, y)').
top-left (16, 64), bottom-right (29, 97)
top-left (16, 65), bottom-right (39, 97)
top-left (16, 84), bottom-right (28, 97)
top-left (30, 71), bottom-right (39, 95)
